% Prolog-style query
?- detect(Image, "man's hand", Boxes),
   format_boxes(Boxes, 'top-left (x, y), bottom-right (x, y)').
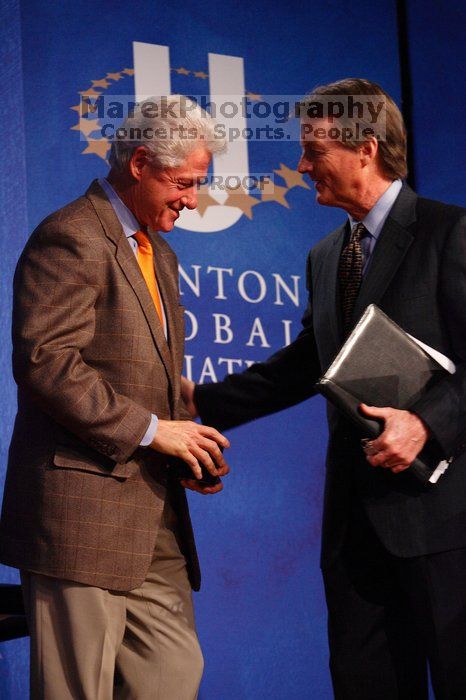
top-left (150, 420), bottom-right (229, 480)
top-left (180, 459), bottom-right (230, 495)
top-left (359, 404), bottom-right (431, 474)
top-left (181, 377), bottom-right (198, 418)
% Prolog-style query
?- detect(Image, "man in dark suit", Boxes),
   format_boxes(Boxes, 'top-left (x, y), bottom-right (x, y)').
top-left (182, 79), bottom-right (466, 699)
top-left (0, 96), bottom-right (230, 700)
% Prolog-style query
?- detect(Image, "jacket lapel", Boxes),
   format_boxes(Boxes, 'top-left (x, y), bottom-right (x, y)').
top-left (317, 223), bottom-right (347, 353)
top-left (350, 184), bottom-right (418, 328)
top-left (85, 180), bottom-right (176, 390)
top-left (149, 231), bottom-right (182, 401)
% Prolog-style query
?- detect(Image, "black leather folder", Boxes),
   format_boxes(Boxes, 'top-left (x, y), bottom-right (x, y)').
top-left (316, 304), bottom-right (451, 483)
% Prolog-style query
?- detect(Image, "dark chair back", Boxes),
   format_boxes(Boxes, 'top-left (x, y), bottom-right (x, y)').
top-left (0, 584), bottom-right (28, 642)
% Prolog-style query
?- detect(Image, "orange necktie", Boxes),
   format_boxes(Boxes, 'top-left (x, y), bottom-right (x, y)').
top-left (134, 231), bottom-right (165, 330)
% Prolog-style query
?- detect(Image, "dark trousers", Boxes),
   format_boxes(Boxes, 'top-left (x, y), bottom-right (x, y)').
top-left (323, 505), bottom-right (466, 700)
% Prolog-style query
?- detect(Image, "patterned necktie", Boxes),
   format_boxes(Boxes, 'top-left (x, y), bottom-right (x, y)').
top-left (338, 222), bottom-right (367, 335)
top-left (134, 231), bottom-right (165, 330)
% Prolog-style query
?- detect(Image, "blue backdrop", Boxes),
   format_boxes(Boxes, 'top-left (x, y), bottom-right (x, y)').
top-left (0, 1), bottom-right (463, 698)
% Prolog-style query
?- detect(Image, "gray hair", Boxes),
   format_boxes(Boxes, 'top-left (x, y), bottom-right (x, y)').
top-left (109, 94), bottom-right (226, 171)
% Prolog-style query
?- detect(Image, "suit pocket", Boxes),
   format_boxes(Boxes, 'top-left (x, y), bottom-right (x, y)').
top-left (52, 445), bottom-right (135, 480)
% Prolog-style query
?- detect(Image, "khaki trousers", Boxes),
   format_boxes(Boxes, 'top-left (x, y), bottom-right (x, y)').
top-left (20, 500), bottom-right (203, 700)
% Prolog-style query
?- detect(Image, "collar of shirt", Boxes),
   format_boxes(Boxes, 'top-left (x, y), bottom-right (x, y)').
top-left (348, 179), bottom-right (403, 240)
top-left (98, 178), bottom-right (141, 239)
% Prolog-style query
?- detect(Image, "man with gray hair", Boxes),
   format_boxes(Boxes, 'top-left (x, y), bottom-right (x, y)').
top-left (0, 95), bottom-right (228, 699)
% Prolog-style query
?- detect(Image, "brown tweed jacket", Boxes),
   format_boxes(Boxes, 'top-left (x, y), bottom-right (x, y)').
top-left (0, 180), bottom-right (200, 591)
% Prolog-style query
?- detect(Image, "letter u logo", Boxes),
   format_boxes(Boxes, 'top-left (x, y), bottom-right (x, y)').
top-left (133, 42), bottom-right (249, 233)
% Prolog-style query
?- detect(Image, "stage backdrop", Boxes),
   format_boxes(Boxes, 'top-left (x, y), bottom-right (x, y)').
top-left (0, 1), bottom-right (404, 698)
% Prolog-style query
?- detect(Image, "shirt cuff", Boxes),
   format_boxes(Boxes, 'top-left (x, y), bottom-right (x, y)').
top-left (139, 414), bottom-right (158, 447)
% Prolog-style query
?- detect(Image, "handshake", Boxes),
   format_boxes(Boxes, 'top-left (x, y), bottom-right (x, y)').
top-left (150, 377), bottom-right (229, 495)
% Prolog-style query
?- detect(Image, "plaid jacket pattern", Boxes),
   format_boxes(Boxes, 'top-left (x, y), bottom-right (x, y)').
top-left (0, 180), bottom-right (200, 591)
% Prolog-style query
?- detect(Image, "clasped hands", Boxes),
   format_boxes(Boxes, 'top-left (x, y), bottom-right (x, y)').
top-left (166, 379), bottom-right (431, 494)
top-left (150, 417), bottom-right (229, 495)
top-left (359, 403), bottom-right (431, 473)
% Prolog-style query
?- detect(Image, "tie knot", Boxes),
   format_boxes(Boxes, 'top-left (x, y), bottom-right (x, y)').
top-left (134, 230), bottom-right (152, 253)
top-left (351, 222), bottom-right (367, 242)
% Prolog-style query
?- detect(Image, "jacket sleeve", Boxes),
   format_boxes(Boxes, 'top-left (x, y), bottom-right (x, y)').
top-left (178, 399), bottom-right (194, 422)
top-left (194, 251), bottom-right (321, 432)
top-left (12, 220), bottom-right (152, 463)
top-left (410, 213), bottom-right (466, 458)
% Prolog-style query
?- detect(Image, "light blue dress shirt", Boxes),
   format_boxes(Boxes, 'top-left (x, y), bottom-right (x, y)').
top-left (99, 178), bottom-right (159, 447)
top-left (348, 179), bottom-right (403, 275)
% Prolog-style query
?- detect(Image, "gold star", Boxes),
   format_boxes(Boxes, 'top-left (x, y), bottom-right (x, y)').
top-left (70, 118), bottom-right (102, 137)
top-left (274, 163), bottom-right (310, 190)
top-left (82, 138), bottom-right (110, 160)
top-left (173, 67), bottom-right (190, 75)
top-left (92, 78), bottom-right (110, 88)
top-left (122, 68), bottom-right (134, 75)
top-left (79, 88), bottom-right (102, 96)
top-left (261, 184), bottom-right (290, 208)
top-left (224, 187), bottom-right (260, 220)
top-left (246, 92), bottom-right (262, 101)
top-left (195, 186), bottom-right (219, 217)
top-left (193, 71), bottom-right (208, 79)
top-left (106, 72), bottom-right (123, 81)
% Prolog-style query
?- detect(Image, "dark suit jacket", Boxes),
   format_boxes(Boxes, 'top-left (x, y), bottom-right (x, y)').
top-left (0, 180), bottom-right (200, 591)
top-left (195, 185), bottom-right (466, 567)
